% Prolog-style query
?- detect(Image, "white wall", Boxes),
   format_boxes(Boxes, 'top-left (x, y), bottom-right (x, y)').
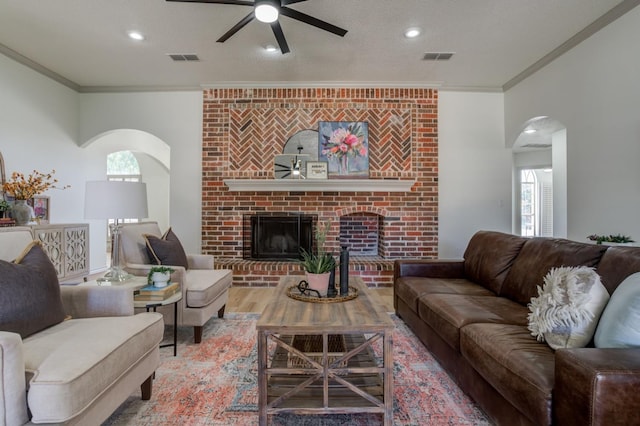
top-left (438, 91), bottom-right (512, 258)
top-left (79, 92), bottom-right (203, 253)
top-left (505, 6), bottom-right (640, 242)
top-left (0, 53), bottom-right (108, 272)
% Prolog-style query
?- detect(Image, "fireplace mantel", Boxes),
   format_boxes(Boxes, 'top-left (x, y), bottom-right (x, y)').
top-left (224, 179), bottom-right (416, 192)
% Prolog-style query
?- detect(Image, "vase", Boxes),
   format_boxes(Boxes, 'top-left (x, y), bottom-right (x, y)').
top-left (339, 155), bottom-right (349, 175)
top-left (11, 200), bottom-right (34, 226)
top-left (305, 271), bottom-right (331, 297)
top-left (151, 271), bottom-right (171, 288)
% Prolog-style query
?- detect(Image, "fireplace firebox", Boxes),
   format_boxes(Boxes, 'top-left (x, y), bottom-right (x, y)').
top-left (247, 214), bottom-right (314, 260)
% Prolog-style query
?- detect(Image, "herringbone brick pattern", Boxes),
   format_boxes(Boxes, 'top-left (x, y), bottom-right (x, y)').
top-left (228, 106), bottom-right (412, 173)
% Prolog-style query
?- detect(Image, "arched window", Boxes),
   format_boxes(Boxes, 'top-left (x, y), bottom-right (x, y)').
top-left (105, 151), bottom-right (142, 247)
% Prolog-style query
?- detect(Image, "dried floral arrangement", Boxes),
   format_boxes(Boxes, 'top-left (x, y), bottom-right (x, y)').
top-left (2, 169), bottom-right (69, 200)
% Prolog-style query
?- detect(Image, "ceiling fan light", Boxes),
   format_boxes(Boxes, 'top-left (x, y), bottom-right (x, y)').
top-left (255, 1), bottom-right (279, 23)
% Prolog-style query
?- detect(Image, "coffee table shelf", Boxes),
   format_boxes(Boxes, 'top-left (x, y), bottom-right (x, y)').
top-left (257, 276), bottom-right (394, 425)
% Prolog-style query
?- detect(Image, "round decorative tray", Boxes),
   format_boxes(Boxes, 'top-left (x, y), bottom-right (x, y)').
top-left (286, 285), bottom-right (358, 303)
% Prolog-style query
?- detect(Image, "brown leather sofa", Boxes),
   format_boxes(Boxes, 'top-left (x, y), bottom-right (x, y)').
top-left (394, 230), bottom-right (640, 426)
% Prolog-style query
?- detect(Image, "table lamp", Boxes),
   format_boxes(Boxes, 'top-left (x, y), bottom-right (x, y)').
top-left (84, 181), bottom-right (148, 282)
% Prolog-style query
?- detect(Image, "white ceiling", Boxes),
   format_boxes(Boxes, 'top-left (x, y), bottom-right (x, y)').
top-left (0, 0), bottom-right (635, 92)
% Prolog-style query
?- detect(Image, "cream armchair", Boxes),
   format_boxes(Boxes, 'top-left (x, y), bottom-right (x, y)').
top-left (0, 227), bottom-right (163, 425)
top-left (118, 222), bottom-right (233, 343)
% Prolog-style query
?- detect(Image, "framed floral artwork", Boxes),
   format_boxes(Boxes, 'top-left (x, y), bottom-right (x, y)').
top-left (318, 121), bottom-right (369, 178)
top-left (30, 195), bottom-right (50, 223)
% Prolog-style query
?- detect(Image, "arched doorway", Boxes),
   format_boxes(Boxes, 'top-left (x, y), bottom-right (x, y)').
top-left (82, 129), bottom-right (171, 268)
top-left (512, 116), bottom-right (567, 237)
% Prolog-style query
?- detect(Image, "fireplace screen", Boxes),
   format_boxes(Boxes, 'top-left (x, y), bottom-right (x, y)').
top-left (248, 215), bottom-right (314, 260)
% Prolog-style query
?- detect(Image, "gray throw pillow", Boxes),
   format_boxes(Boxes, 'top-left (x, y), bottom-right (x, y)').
top-left (0, 241), bottom-right (66, 338)
top-left (144, 227), bottom-right (189, 269)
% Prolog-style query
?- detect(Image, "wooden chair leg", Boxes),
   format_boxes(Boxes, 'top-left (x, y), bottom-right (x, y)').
top-left (194, 325), bottom-right (203, 343)
top-left (141, 375), bottom-right (153, 400)
top-left (218, 304), bottom-right (226, 318)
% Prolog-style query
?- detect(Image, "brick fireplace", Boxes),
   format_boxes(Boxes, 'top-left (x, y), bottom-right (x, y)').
top-left (202, 87), bottom-right (438, 287)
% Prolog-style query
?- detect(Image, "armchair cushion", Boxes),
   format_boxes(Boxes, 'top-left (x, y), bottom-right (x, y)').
top-left (0, 241), bottom-right (65, 338)
top-left (144, 227), bottom-right (189, 269)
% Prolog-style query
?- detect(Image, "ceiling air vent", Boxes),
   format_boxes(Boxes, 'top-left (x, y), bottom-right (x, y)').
top-left (422, 52), bottom-right (454, 61)
top-left (522, 144), bottom-right (552, 149)
top-left (168, 54), bottom-right (200, 62)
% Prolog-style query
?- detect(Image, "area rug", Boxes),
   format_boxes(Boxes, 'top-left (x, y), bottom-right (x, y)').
top-left (103, 313), bottom-right (491, 425)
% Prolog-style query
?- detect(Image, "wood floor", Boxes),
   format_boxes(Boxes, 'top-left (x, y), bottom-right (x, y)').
top-left (227, 286), bottom-right (395, 313)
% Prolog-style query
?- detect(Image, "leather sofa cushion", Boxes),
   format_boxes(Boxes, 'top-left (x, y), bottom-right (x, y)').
top-left (596, 246), bottom-right (640, 294)
top-left (22, 312), bottom-right (163, 424)
top-left (463, 231), bottom-right (527, 294)
top-left (395, 276), bottom-right (494, 314)
top-left (460, 323), bottom-right (554, 425)
top-left (185, 269), bottom-right (233, 308)
top-left (501, 238), bottom-right (608, 305)
top-left (418, 294), bottom-right (529, 351)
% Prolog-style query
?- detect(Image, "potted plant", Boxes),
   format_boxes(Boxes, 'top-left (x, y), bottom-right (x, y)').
top-left (0, 199), bottom-right (10, 219)
top-left (299, 220), bottom-right (336, 296)
top-left (587, 234), bottom-right (635, 245)
top-left (147, 266), bottom-right (175, 288)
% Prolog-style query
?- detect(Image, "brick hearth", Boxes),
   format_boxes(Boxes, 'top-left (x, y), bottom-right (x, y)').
top-left (202, 87), bottom-right (438, 287)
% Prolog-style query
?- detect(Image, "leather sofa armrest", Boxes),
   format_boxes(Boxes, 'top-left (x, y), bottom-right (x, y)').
top-left (60, 286), bottom-right (134, 318)
top-left (554, 348), bottom-right (640, 425)
top-left (394, 259), bottom-right (465, 280)
top-left (0, 332), bottom-right (29, 426)
top-left (187, 254), bottom-right (214, 270)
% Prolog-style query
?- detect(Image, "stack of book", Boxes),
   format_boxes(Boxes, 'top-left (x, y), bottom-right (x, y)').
top-left (134, 282), bottom-right (179, 302)
top-left (0, 218), bottom-right (16, 227)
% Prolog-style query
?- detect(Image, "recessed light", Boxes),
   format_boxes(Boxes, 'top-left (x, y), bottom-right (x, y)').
top-left (128, 31), bottom-right (145, 41)
top-left (404, 28), bottom-right (421, 38)
top-left (524, 129), bottom-right (537, 134)
top-left (264, 44), bottom-right (278, 53)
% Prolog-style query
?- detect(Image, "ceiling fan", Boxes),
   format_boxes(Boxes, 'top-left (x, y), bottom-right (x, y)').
top-left (166, 0), bottom-right (348, 54)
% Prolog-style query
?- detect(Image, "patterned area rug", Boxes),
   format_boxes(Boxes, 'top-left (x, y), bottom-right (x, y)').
top-left (104, 313), bottom-right (491, 425)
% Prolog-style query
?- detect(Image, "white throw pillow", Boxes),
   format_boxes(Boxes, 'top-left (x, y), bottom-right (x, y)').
top-left (594, 272), bottom-right (640, 348)
top-left (528, 266), bottom-right (610, 350)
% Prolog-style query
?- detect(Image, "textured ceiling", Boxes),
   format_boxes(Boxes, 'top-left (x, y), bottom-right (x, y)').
top-left (0, 0), bottom-right (633, 92)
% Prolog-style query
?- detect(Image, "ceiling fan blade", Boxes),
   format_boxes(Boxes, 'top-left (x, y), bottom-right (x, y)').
top-left (270, 21), bottom-right (290, 54)
top-left (281, 0), bottom-right (309, 5)
top-left (166, 0), bottom-right (254, 5)
top-left (217, 11), bottom-right (255, 42)
top-left (279, 7), bottom-right (347, 37)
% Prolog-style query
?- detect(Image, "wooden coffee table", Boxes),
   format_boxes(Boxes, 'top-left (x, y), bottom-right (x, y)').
top-left (256, 276), bottom-right (394, 425)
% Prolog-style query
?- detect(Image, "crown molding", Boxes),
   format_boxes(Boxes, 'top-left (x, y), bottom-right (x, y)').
top-left (503, 0), bottom-right (640, 91)
top-left (0, 43), bottom-right (80, 92)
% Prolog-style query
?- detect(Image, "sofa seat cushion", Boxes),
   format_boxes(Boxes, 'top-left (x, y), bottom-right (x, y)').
top-left (395, 277), bottom-right (494, 313)
top-left (460, 323), bottom-right (554, 425)
top-left (185, 269), bottom-right (232, 308)
top-left (418, 294), bottom-right (529, 351)
top-left (22, 313), bottom-right (163, 424)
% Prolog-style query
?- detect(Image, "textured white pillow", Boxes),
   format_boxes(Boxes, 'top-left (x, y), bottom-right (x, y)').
top-left (528, 266), bottom-right (610, 350)
top-left (594, 272), bottom-right (640, 348)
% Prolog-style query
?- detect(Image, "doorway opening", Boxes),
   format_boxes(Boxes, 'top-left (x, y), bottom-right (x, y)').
top-left (519, 168), bottom-right (553, 237)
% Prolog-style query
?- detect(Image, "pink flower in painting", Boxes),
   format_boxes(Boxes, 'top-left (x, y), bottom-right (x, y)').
top-left (339, 144), bottom-right (348, 152)
top-left (344, 134), bottom-right (358, 146)
top-left (359, 147), bottom-right (367, 156)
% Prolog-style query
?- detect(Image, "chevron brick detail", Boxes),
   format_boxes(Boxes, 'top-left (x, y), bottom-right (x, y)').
top-left (202, 87), bottom-right (438, 287)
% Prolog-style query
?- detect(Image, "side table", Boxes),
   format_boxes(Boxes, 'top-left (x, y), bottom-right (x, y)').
top-left (134, 291), bottom-right (182, 356)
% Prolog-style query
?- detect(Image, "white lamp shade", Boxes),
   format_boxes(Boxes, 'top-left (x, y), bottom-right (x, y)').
top-left (84, 181), bottom-right (148, 220)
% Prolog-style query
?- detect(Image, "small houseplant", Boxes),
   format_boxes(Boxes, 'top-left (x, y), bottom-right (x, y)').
top-left (299, 220), bottom-right (336, 296)
top-left (587, 234), bottom-right (635, 245)
top-left (147, 266), bottom-right (175, 287)
top-left (0, 199), bottom-right (10, 218)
